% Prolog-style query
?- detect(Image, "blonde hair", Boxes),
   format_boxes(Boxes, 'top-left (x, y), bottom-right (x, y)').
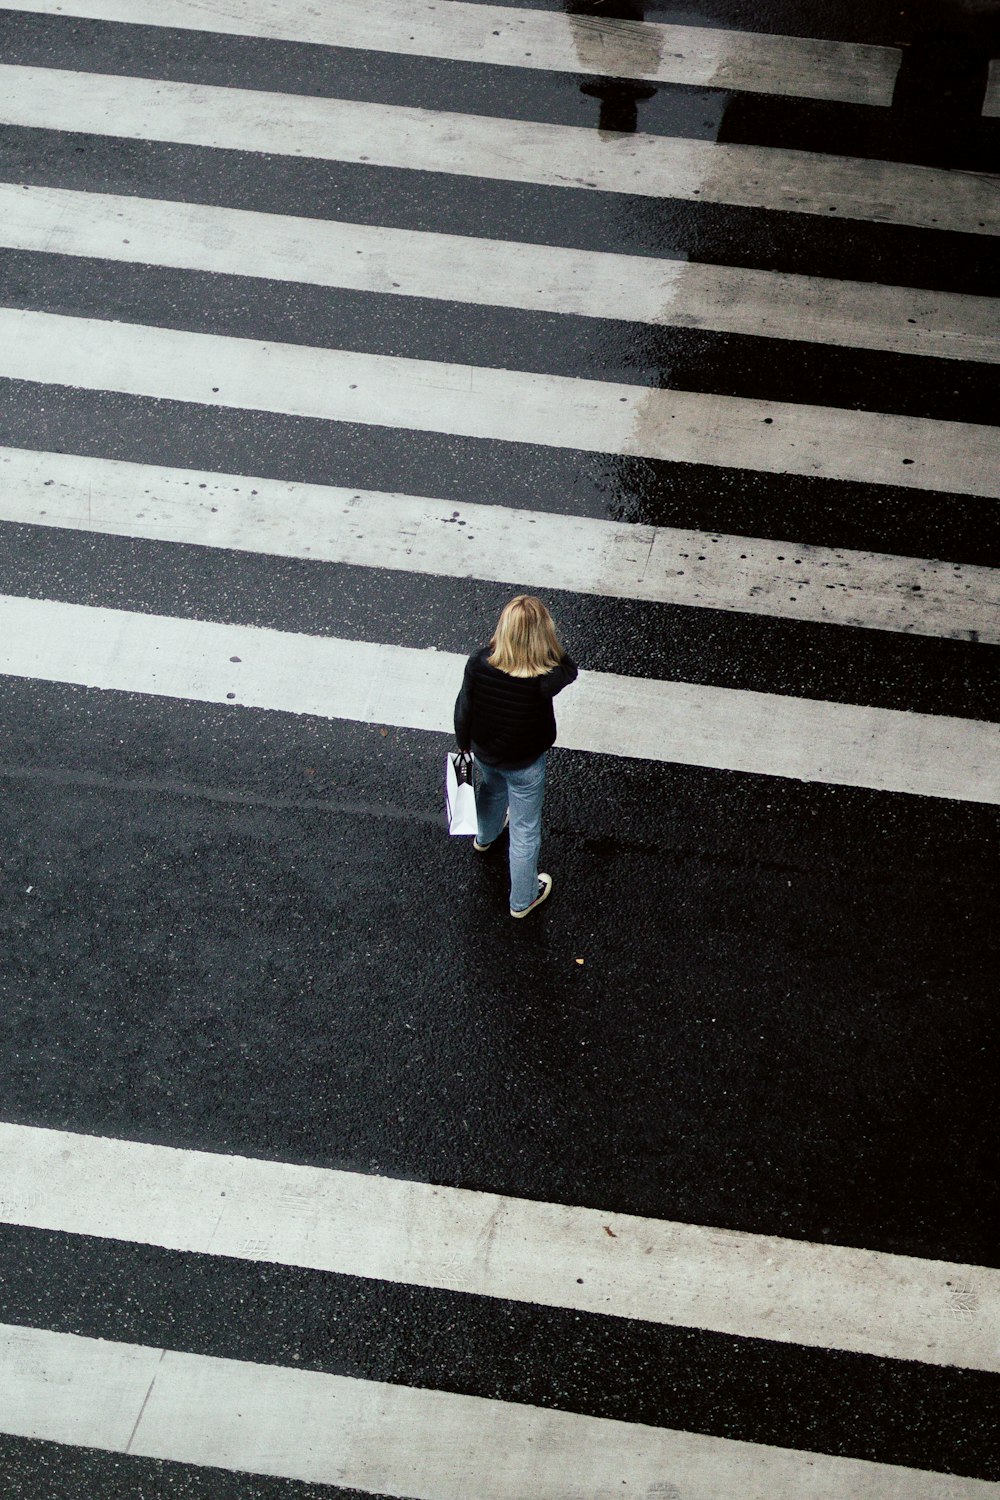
top-left (487, 596), bottom-right (564, 678)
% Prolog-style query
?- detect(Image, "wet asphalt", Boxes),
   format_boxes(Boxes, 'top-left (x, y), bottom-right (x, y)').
top-left (0, 0), bottom-right (998, 1490)
top-left (2, 674), bottom-right (997, 1263)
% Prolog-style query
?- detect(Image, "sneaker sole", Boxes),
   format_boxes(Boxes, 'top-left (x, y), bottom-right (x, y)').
top-left (510, 874), bottom-right (553, 918)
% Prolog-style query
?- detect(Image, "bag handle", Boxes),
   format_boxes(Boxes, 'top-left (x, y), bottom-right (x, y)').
top-left (453, 751), bottom-right (474, 782)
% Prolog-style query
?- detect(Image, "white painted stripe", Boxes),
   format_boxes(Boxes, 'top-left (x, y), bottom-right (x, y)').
top-left (3, 310), bottom-right (998, 500)
top-left (6, 1327), bottom-right (994, 1500)
top-left (1, 66), bottom-right (996, 236)
top-left (0, 595), bottom-right (996, 802)
top-left (6, 184), bottom-right (999, 364)
top-left (4, 447), bottom-right (998, 645)
top-left (1, 1325), bottom-right (165, 1453)
top-left (984, 59), bottom-right (1000, 118)
top-left (0, 0), bottom-right (902, 107)
top-left (3, 1125), bottom-right (997, 1372)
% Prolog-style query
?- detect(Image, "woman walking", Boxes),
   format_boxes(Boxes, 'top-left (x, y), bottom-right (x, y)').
top-left (454, 596), bottom-right (578, 917)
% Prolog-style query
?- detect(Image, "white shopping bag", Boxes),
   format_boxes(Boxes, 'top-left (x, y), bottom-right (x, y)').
top-left (446, 751), bottom-right (478, 836)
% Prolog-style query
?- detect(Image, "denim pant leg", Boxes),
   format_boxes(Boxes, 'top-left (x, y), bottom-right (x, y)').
top-left (506, 754), bottom-right (546, 911)
top-left (475, 760), bottom-right (510, 846)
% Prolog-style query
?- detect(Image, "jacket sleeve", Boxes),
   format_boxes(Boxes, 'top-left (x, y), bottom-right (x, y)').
top-left (539, 653), bottom-right (579, 699)
top-left (454, 656), bottom-right (475, 749)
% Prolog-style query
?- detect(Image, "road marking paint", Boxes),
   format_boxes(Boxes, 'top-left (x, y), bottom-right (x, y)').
top-left (3, 1325), bottom-right (995, 1497)
top-left (0, 66), bottom-right (995, 235)
top-left (2, 311), bottom-right (998, 498)
top-left (0, 0), bottom-right (902, 106)
top-left (0, 596), bottom-right (996, 801)
top-left (6, 1324), bottom-right (995, 1498)
top-left (984, 60), bottom-right (999, 117)
top-left (4, 446), bottom-right (998, 644)
top-left (0, 1325), bottom-right (163, 1454)
top-left (5, 185), bottom-right (998, 363)
top-left (2, 1125), bottom-right (997, 1371)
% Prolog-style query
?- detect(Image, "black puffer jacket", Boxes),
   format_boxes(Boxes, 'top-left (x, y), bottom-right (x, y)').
top-left (454, 647), bottom-right (578, 769)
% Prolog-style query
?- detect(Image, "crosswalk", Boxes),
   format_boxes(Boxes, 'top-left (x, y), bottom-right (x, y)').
top-left (0, 0), bottom-right (906, 105)
top-left (14, 1324), bottom-right (992, 1500)
top-left (2, 1125), bottom-right (999, 1494)
top-left (9, 184), bottom-right (999, 360)
top-left (3, 63), bottom-right (999, 233)
top-left (0, 0), bottom-right (997, 1494)
top-left (4, 448), bottom-right (997, 641)
top-left (6, 309), bottom-right (1000, 497)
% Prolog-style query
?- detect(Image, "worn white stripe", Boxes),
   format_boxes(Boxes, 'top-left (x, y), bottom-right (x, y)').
top-left (6, 1327), bottom-right (995, 1500)
top-left (6, 184), bottom-right (999, 364)
top-left (3, 311), bottom-right (998, 499)
top-left (1, 1325), bottom-right (164, 1453)
top-left (984, 59), bottom-right (1000, 118)
top-left (0, 595), bottom-right (997, 802)
top-left (4, 447), bottom-right (998, 644)
top-left (2, 1125), bottom-right (997, 1372)
top-left (0, 0), bottom-right (902, 106)
top-left (1, 66), bottom-right (996, 236)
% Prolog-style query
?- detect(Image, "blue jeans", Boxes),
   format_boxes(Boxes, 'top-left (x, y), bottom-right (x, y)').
top-left (476, 754), bottom-right (547, 912)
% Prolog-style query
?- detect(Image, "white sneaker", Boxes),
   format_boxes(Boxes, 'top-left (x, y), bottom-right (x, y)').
top-left (511, 873), bottom-right (552, 918)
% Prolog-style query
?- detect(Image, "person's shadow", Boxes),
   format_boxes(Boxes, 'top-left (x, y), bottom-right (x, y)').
top-left (890, 7), bottom-right (998, 168)
top-left (564, 0), bottom-right (660, 136)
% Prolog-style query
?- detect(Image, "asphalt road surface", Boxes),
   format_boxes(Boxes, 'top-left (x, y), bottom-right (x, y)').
top-left (0, 0), bottom-right (998, 1495)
